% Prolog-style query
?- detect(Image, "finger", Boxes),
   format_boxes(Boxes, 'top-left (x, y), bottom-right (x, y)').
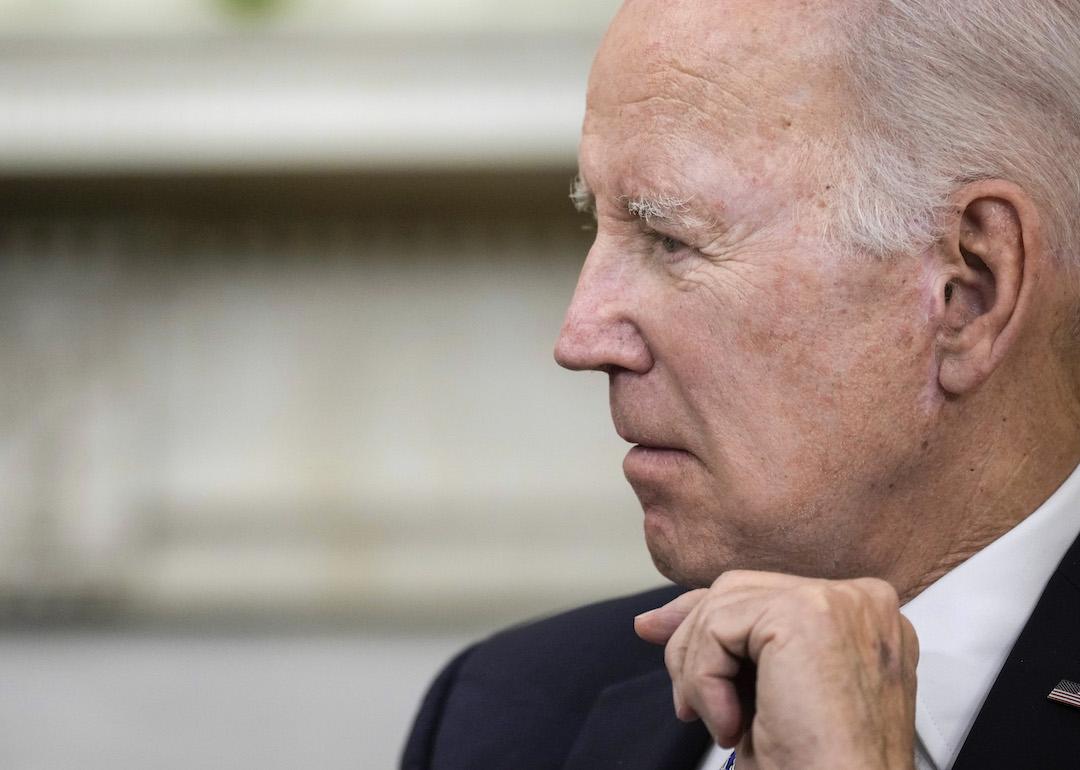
top-left (636, 572), bottom-right (808, 645)
top-left (635, 588), bottom-right (708, 644)
top-left (669, 588), bottom-right (783, 743)
top-left (735, 732), bottom-right (758, 770)
top-left (710, 569), bottom-right (811, 593)
top-left (656, 583), bottom-right (777, 721)
top-left (680, 622), bottom-right (745, 744)
top-left (667, 589), bottom-right (764, 724)
top-left (689, 673), bottom-right (745, 747)
top-left (654, 578), bottom-right (802, 728)
top-left (651, 571), bottom-right (807, 651)
top-left (664, 597), bottom-right (706, 720)
top-left (678, 597), bottom-right (761, 742)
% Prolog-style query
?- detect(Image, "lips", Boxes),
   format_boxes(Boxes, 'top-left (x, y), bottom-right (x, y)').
top-left (616, 425), bottom-right (694, 461)
top-left (623, 444), bottom-right (694, 485)
top-left (625, 444), bottom-right (690, 457)
top-left (613, 424), bottom-right (684, 453)
top-left (610, 396), bottom-right (696, 469)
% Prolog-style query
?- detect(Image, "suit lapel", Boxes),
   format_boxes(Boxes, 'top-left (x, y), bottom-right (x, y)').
top-left (562, 667), bottom-right (711, 770)
top-left (953, 531), bottom-right (1080, 769)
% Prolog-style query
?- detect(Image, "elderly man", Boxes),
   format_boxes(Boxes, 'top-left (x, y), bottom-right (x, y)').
top-left (403, 1), bottom-right (1080, 768)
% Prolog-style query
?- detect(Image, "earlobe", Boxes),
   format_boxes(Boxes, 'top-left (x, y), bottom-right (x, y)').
top-left (934, 182), bottom-right (1037, 396)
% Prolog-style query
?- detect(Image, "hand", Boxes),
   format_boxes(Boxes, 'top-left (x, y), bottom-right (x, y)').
top-left (635, 571), bottom-right (918, 770)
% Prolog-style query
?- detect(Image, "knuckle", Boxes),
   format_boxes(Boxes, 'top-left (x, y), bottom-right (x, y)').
top-left (852, 577), bottom-right (900, 608)
top-left (788, 578), bottom-right (900, 623)
top-left (663, 640), bottom-right (682, 672)
top-left (711, 569), bottom-right (749, 591)
top-left (687, 663), bottom-right (711, 685)
top-left (777, 584), bottom-right (834, 634)
top-left (790, 582), bottom-right (832, 613)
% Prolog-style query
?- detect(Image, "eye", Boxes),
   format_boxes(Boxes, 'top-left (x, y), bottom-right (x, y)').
top-left (659, 235), bottom-right (684, 253)
top-left (652, 232), bottom-right (692, 262)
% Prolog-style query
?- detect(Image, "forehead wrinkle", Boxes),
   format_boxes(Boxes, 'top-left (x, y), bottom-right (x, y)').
top-left (586, 60), bottom-right (790, 171)
top-left (585, 66), bottom-right (722, 134)
top-left (589, 0), bottom-right (852, 143)
top-left (594, 49), bottom-right (747, 113)
top-left (654, 54), bottom-right (765, 119)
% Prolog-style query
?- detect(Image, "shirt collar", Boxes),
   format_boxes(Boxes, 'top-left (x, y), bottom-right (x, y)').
top-left (901, 462), bottom-right (1080, 769)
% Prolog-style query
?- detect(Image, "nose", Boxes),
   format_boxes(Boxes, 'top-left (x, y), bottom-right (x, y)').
top-left (554, 243), bottom-right (653, 373)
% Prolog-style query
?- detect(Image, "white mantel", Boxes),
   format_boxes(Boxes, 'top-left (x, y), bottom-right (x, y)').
top-left (0, 33), bottom-right (599, 173)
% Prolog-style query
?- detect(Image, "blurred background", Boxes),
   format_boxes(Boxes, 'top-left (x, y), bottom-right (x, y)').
top-left (0, 1), bottom-right (669, 768)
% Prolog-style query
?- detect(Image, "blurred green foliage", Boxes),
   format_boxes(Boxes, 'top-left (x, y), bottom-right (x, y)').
top-left (215, 0), bottom-right (288, 19)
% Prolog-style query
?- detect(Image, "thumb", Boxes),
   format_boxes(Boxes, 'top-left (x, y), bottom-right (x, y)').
top-left (634, 589), bottom-right (707, 644)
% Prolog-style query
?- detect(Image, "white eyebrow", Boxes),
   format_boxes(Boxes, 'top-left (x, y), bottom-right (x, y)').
top-left (570, 173), bottom-right (710, 233)
top-left (570, 174), bottom-right (595, 215)
top-left (623, 194), bottom-right (694, 227)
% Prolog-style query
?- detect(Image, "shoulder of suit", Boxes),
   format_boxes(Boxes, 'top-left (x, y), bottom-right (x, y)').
top-left (403, 585), bottom-right (688, 769)
top-left (456, 584), bottom-right (686, 691)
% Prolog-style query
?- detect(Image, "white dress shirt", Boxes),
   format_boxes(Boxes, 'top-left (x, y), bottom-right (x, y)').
top-left (696, 462), bottom-right (1080, 770)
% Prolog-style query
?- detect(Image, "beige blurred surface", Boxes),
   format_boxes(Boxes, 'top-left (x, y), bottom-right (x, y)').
top-left (0, 630), bottom-right (472, 769)
top-left (0, 170), bottom-right (660, 631)
top-left (0, 2), bottom-right (669, 768)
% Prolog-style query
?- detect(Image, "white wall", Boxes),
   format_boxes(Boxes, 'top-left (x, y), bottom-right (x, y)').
top-left (0, 205), bottom-right (662, 628)
top-left (0, 6), bottom-right (659, 766)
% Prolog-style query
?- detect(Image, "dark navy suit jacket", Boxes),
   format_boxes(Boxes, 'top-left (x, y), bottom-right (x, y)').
top-left (402, 532), bottom-right (1080, 769)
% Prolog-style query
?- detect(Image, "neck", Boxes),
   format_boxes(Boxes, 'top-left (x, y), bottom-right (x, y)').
top-left (886, 363), bottom-right (1080, 603)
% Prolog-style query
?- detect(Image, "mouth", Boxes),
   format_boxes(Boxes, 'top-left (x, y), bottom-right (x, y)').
top-left (621, 434), bottom-right (695, 477)
top-left (612, 418), bottom-right (697, 478)
top-left (628, 441), bottom-right (683, 452)
top-left (614, 424), bottom-right (681, 451)
top-left (625, 443), bottom-right (692, 459)
top-left (623, 445), bottom-right (694, 488)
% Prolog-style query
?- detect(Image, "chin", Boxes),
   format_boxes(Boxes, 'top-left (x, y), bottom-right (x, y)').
top-left (643, 510), bottom-right (725, 589)
top-left (646, 543), bottom-right (717, 589)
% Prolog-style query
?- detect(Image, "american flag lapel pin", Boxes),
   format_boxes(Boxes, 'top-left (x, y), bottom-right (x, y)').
top-left (1047, 679), bottom-right (1080, 710)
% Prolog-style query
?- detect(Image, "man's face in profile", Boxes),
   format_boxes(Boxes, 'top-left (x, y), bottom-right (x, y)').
top-left (556, 0), bottom-right (941, 587)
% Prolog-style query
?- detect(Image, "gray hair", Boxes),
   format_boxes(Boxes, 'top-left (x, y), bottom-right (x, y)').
top-left (832, 0), bottom-right (1080, 268)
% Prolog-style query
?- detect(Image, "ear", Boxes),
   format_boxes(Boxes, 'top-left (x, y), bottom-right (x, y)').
top-left (935, 180), bottom-right (1043, 396)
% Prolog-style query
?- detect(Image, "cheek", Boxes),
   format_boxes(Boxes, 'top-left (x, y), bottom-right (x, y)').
top-left (679, 270), bottom-right (838, 422)
top-left (675, 265), bottom-right (930, 471)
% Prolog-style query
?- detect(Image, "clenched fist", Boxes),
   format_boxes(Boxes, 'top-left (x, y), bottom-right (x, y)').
top-left (635, 571), bottom-right (919, 770)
